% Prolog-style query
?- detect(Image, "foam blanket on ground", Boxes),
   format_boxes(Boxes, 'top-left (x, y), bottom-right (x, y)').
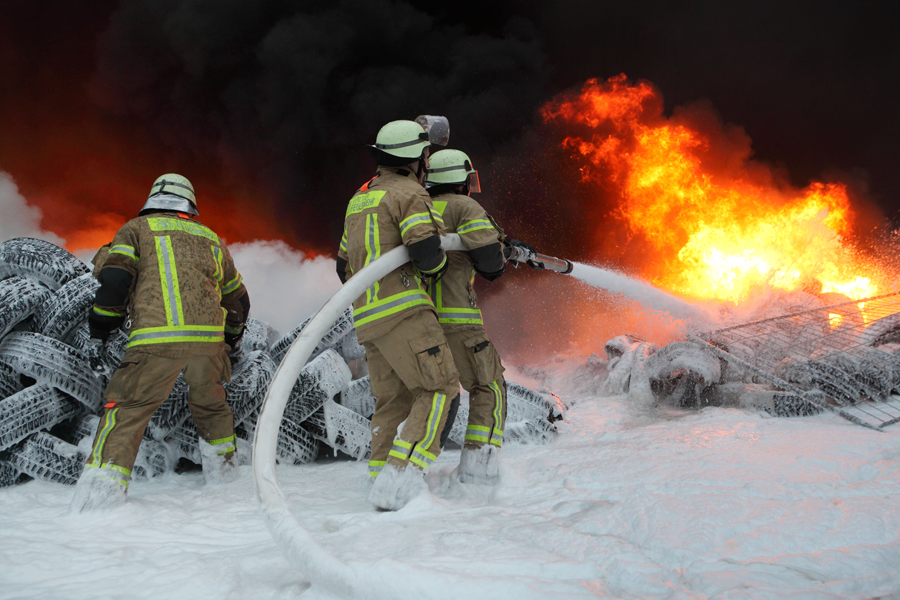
top-left (1, 387), bottom-right (899, 599)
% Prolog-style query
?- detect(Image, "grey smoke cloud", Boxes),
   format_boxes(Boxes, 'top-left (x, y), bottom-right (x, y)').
top-left (0, 172), bottom-right (65, 246)
top-left (228, 240), bottom-right (341, 336)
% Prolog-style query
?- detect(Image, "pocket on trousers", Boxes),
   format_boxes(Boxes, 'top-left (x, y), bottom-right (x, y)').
top-left (219, 349), bottom-right (232, 384)
top-left (409, 334), bottom-right (451, 390)
top-left (463, 332), bottom-right (504, 385)
top-left (104, 356), bottom-right (146, 400)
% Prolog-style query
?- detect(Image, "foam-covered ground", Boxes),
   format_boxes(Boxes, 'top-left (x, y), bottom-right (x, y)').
top-left (2, 386), bottom-right (900, 599)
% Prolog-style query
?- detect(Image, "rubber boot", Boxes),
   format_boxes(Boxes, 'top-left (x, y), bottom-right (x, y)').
top-left (69, 465), bottom-right (128, 512)
top-left (458, 445), bottom-right (500, 485)
top-left (198, 439), bottom-right (239, 485)
top-left (367, 463), bottom-right (426, 510)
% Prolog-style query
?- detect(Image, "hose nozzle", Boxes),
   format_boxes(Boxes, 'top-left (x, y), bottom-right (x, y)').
top-left (507, 245), bottom-right (573, 274)
top-left (531, 252), bottom-right (574, 274)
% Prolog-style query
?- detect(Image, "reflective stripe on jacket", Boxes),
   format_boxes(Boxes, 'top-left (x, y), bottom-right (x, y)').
top-left (337, 168), bottom-right (445, 342)
top-left (93, 212), bottom-right (247, 354)
top-left (428, 193), bottom-right (504, 327)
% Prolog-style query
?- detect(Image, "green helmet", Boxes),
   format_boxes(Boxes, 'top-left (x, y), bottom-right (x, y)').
top-left (141, 173), bottom-right (198, 216)
top-left (373, 120), bottom-right (431, 160)
top-left (425, 149), bottom-right (481, 193)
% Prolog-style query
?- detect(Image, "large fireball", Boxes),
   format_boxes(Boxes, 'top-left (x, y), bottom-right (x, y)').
top-left (542, 75), bottom-right (883, 305)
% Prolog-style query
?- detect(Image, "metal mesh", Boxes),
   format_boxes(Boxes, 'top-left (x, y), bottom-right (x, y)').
top-left (695, 292), bottom-right (900, 430)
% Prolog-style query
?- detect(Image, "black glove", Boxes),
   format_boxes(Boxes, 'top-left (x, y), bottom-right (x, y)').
top-left (227, 341), bottom-right (244, 367)
top-left (84, 338), bottom-right (109, 373)
top-left (504, 239), bottom-right (537, 266)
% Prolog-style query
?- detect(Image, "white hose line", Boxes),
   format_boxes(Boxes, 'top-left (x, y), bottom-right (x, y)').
top-left (252, 234), bottom-right (465, 590)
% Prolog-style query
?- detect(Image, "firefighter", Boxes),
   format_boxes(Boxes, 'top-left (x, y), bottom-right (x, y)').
top-left (336, 119), bottom-right (461, 510)
top-left (71, 173), bottom-right (250, 511)
top-left (423, 148), bottom-right (534, 483)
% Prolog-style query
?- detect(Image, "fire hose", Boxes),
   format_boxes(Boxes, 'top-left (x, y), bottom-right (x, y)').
top-left (252, 234), bottom-right (464, 593)
top-left (251, 234), bottom-right (571, 593)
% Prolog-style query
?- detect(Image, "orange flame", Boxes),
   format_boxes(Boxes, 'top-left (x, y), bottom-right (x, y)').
top-left (542, 75), bottom-right (881, 304)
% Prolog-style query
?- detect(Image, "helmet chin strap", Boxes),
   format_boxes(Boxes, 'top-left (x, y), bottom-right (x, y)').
top-left (414, 158), bottom-right (428, 183)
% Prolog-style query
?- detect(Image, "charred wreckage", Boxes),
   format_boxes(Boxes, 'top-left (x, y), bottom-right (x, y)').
top-left (602, 293), bottom-right (900, 430)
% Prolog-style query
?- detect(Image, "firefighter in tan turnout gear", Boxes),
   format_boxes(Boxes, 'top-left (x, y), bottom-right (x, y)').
top-left (71, 174), bottom-right (250, 511)
top-left (336, 119), bottom-right (461, 510)
top-left (424, 148), bottom-right (527, 483)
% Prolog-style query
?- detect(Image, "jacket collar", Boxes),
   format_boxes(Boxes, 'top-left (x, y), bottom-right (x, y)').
top-left (375, 166), bottom-right (416, 181)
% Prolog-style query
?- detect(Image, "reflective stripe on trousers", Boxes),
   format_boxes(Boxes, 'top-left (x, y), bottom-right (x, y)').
top-left (86, 407), bottom-right (132, 487)
top-left (409, 392), bottom-right (446, 470)
top-left (368, 460), bottom-right (386, 477)
top-left (464, 379), bottom-right (504, 447)
top-left (353, 290), bottom-right (433, 327)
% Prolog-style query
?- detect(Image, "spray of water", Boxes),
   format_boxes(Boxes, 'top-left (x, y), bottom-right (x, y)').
top-left (568, 261), bottom-right (711, 326)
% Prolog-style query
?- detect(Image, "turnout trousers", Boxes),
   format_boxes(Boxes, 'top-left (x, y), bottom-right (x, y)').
top-left (443, 326), bottom-right (506, 450)
top-left (365, 309), bottom-right (461, 478)
top-left (85, 346), bottom-right (235, 486)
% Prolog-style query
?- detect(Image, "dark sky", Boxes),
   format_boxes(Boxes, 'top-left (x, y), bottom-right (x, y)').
top-left (1, 0), bottom-right (898, 256)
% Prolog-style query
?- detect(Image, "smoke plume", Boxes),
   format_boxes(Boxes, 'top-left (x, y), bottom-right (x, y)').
top-left (0, 172), bottom-right (64, 246)
top-left (89, 0), bottom-right (548, 252)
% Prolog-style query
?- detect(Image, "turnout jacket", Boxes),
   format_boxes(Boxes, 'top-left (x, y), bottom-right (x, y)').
top-left (90, 212), bottom-right (248, 356)
top-left (337, 167), bottom-right (447, 343)
top-left (428, 192), bottom-right (505, 328)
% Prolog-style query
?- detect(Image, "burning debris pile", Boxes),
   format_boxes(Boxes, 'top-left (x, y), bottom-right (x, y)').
top-left (602, 293), bottom-right (900, 429)
top-left (539, 75), bottom-right (900, 429)
top-left (0, 238), bottom-right (564, 488)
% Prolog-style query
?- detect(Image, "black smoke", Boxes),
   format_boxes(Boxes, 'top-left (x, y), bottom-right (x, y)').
top-left (89, 0), bottom-right (549, 251)
top-left (2, 0), bottom-right (898, 256)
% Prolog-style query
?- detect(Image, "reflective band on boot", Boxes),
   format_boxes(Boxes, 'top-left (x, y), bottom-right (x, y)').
top-left (410, 447), bottom-right (436, 470)
top-left (83, 462), bottom-right (132, 488)
top-left (465, 424), bottom-right (491, 444)
top-left (388, 439), bottom-right (412, 462)
top-left (207, 434), bottom-right (236, 455)
top-left (368, 460), bottom-right (386, 477)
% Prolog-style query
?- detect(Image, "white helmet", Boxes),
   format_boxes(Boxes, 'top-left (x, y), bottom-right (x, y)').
top-left (141, 173), bottom-right (198, 216)
top-left (372, 120), bottom-right (431, 159)
top-left (415, 115), bottom-right (450, 147)
top-left (425, 149), bottom-right (481, 193)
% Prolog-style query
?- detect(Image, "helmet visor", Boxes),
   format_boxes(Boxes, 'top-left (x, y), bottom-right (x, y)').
top-left (415, 115), bottom-right (450, 146)
top-left (466, 170), bottom-right (481, 194)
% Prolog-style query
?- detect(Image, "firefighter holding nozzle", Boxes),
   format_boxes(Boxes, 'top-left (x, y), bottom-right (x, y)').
top-left (423, 148), bottom-right (540, 484)
top-left (71, 174), bottom-right (250, 511)
top-left (337, 119), bottom-right (462, 510)
top-left (337, 118), bottom-right (547, 508)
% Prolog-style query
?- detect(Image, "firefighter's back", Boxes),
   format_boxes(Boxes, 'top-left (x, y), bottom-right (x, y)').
top-left (118, 213), bottom-right (240, 354)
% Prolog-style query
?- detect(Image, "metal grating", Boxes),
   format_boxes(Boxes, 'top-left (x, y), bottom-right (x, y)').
top-left (692, 292), bottom-right (900, 430)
